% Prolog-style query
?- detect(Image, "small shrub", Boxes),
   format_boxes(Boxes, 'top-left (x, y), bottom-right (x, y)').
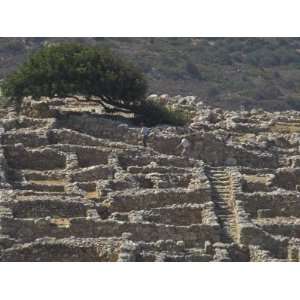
top-left (186, 61), bottom-right (202, 80)
top-left (0, 85), bottom-right (10, 107)
top-left (0, 97), bottom-right (9, 107)
top-left (136, 100), bottom-right (191, 126)
top-left (255, 83), bottom-right (282, 100)
top-left (0, 39), bottom-right (26, 53)
top-left (207, 86), bottom-right (221, 99)
top-left (287, 98), bottom-right (300, 110)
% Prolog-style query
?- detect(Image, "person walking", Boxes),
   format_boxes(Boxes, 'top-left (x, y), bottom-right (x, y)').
top-left (140, 122), bottom-right (151, 147)
top-left (177, 137), bottom-right (191, 158)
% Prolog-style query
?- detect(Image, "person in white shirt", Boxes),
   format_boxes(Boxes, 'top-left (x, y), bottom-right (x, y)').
top-left (140, 122), bottom-right (151, 147)
top-left (177, 137), bottom-right (191, 158)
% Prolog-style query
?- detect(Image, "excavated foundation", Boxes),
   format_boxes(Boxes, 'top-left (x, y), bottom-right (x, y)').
top-left (1, 97), bottom-right (300, 261)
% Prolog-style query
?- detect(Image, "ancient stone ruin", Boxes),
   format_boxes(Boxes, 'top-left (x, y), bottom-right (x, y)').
top-left (1, 95), bottom-right (300, 261)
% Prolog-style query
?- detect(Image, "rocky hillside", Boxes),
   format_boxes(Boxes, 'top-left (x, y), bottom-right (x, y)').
top-left (2, 38), bottom-right (300, 111)
top-left (1, 96), bottom-right (300, 261)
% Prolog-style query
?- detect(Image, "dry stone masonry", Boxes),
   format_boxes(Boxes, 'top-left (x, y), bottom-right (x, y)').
top-left (1, 95), bottom-right (300, 261)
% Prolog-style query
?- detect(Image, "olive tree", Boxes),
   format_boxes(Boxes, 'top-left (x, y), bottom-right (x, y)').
top-left (1, 43), bottom-right (147, 114)
top-left (1, 43), bottom-right (189, 126)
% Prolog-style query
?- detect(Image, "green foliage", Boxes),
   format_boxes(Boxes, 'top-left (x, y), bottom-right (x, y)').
top-left (1, 43), bottom-right (148, 113)
top-left (1, 42), bottom-right (191, 125)
top-left (255, 83), bottom-right (282, 100)
top-left (3, 38), bottom-right (300, 111)
top-left (186, 61), bottom-right (202, 80)
top-left (0, 39), bottom-right (26, 54)
top-left (207, 85), bottom-right (221, 99)
top-left (136, 100), bottom-right (191, 126)
top-left (287, 98), bottom-right (300, 110)
top-left (0, 85), bottom-right (9, 107)
top-left (0, 96), bottom-right (9, 108)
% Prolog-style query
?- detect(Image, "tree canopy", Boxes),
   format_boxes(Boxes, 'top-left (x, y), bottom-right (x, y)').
top-left (1, 43), bottom-right (148, 114)
top-left (1, 42), bottom-right (190, 126)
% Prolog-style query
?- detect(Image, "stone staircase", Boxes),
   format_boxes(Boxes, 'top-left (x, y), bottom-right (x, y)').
top-left (205, 166), bottom-right (238, 244)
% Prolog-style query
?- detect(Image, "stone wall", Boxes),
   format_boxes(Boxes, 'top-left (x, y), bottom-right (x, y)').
top-left (2, 199), bottom-right (88, 218)
top-left (0, 237), bottom-right (122, 262)
top-left (104, 188), bottom-right (211, 212)
top-left (240, 191), bottom-right (300, 218)
top-left (4, 145), bottom-right (67, 171)
top-left (2, 98), bottom-right (300, 261)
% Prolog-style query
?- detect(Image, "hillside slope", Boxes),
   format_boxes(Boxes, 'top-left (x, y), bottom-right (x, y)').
top-left (2, 37), bottom-right (300, 111)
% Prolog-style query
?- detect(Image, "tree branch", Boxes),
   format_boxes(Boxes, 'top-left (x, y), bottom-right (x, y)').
top-left (68, 95), bottom-right (133, 114)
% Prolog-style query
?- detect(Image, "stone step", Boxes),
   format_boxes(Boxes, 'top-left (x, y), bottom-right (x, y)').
top-left (212, 191), bottom-right (231, 196)
top-left (213, 189), bottom-right (231, 193)
top-left (212, 185), bottom-right (231, 189)
top-left (213, 192), bottom-right (231, 195)
top-left (214, 199), bottom-right (230, 204)
top-left (212, 186), bottom-right (231, 190)
top-left (212, 183), bottom-right (230, 187)
top-left (208, 166), bottom-right (226, 170)
top-left (222, 226), bottom-right (236, 233)
top-left (214, 196), bottom-right (231, 200)
top-left (211, 185), bottom-right (231, 189)
top-left (211, 183), bottom-right (230, 187)
top-left (215, 201), bottom-right (230, 206)
top-left (217, 214), bottom-right (233, 219)
top-left (215, 203), bottom-right (230, 208)
top-left (215, 198), bottom-right (230, 203)
top-left (215, 205), bottom-right (231, 211)
top-left (213, 196), bottom-right (231, 201)
top-left (208, 170), bottom-right (227, 173)
top-left (214, 203), bottom-right (231, 207)
top-left (220, 217), bottom-right (235, 222)
top-left (224, 222), bottom-right (237, 228)
top-left (212, 189), bottom-right (231, 193)
top-left (210, 177), bottom-right (229, 180)
top-left (209, 172), bottom-right (228, 176)
top-left (214, 200), bottom-right (231, 204)
top-left (217, 213), bottom-right (234, 221)
top-left (212, 190), bottom-right (231, 193)
top-left (211, 184), bottom-right (231, 188)
top-left (214, 199), bottom-right (231, 203)
top-left (216, 208), bottom-right (231, 213)
top-left (215, 202), bottom-right (231, 212)
top-left (209, 175), bottom-right (228, 179)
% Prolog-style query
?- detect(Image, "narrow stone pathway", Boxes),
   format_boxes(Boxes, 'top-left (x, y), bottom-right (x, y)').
top-left (205, 166), bottom-right (238, 244)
